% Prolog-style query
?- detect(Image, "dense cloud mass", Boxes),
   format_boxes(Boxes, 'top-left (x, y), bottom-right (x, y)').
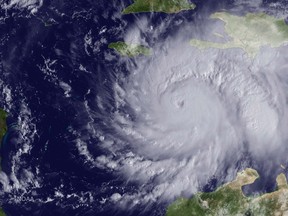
top-left (93, 3), bottom-right (288, 209)
top-left (1, 0), bottom-right (43, 13)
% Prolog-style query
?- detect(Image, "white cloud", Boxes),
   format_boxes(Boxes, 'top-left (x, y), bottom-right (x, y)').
top-left (95, 22), bottom-right (288, 209)
top-left (110, 193), bottom-right (122, 202)
top-left (2, 0), bottom-right (43, 13)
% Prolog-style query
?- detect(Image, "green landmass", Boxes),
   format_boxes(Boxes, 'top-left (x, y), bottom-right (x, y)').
top-left (0, 109), bottom-right (7, 216)
top-left (190, 12), bottom-right (288, 58)
top-left (167, 168), bottom-right (288, 216)
top-left (122, 0), bottom-right (196, 14)
top-left (0, 109), bottom-right (7, 143)
top-left (108, 41), bottom-right (151, 57)
top-left (0, 209), bottom-right (6, 216)
top-left (0, 109), bottom-right (7, 170)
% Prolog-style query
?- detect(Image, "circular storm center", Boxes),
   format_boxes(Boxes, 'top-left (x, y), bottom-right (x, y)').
top-left (158, 80), bottom-right (220, 129)
top-left (134, 78), bottom-right (233, 158)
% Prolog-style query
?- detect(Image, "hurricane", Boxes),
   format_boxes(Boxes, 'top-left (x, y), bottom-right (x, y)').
top-left (1, 0), bottom-right (288, 215)
top-left (90, 9), bottom-right (288, 209)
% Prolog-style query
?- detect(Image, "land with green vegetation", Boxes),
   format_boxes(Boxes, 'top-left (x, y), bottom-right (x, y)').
top-left (167, 168), bottom-right (288, 216)
top-left (0, 109), bottom-right (7, 216)
top-left (122, 0), bottom-right (196, 14)
top-left (108, 41), bottom-right (151, 57)
top-left (0, 109), bottom-right (7, 145)
top-left (190, 12), bottom-right (288, 58)
top-left (0, 109), bottom-right (7, 171)
top-left (0, 209), bottom-right (6, 216)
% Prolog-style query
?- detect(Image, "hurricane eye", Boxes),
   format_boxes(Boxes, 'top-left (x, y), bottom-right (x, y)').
top-left (176, 99), bottom-right (184, 108)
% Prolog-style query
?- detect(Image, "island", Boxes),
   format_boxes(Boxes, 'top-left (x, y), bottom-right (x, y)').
top-left (108, 41), bottom-right (151, 57)
top-left (0, 109), bottom-right (7, 170)
top-left (166, 168), bottom-right (288, 216)
top-left (0, 209), bottom-right (5, 216)
top-left (0, 109), bottom-right (7, 216)
top-left (122, 0), bottom-right (196, 14)
top-left (190, 12), bottom-right (288, 58)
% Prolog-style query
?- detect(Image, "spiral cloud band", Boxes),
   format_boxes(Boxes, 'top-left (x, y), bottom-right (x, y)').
top-left (94, 15), bottom-right (288, 207)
